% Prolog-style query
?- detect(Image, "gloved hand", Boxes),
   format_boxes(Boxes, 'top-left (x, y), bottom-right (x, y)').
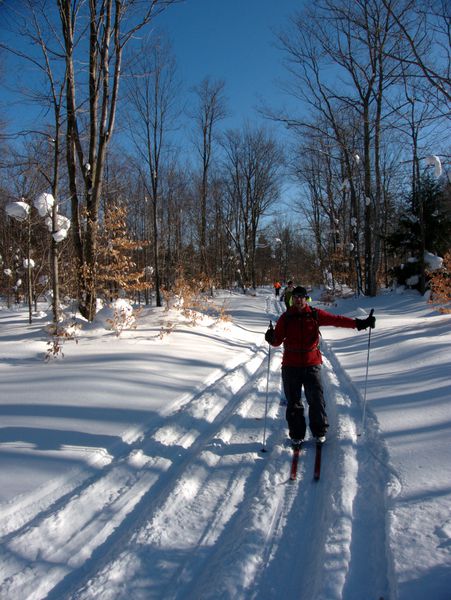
top-left (355, 314), bottom-right (376, 331)
top-left (265, 324), bottom-right (275, 344)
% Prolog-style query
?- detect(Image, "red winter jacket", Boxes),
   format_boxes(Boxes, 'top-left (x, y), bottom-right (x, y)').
top-left (270, 305), bottom-right (356, 367)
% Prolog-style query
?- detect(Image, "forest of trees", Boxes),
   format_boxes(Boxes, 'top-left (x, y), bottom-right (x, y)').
top-left (0, 0), bottom-right (450, 323)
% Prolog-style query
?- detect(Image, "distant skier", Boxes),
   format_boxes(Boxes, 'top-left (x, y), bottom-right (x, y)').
top-left (280, 280), bottom-right (294, 309)
top-left (265, 286), bottom-right (375, 445)
top-left (274, 281), bottom-right (282, 297)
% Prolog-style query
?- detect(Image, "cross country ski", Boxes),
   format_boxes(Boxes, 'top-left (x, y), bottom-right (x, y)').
top-left (290, 442), bottom-right (302, 480)
top-left (314, 441), bottom-right (323, 480)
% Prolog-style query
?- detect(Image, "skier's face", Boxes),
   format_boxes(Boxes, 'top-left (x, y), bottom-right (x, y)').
top-left (293, 293), bottom-right (307, 308)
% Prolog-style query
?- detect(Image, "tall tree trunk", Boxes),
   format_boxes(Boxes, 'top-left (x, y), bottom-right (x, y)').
top-left (58, 0), bottom-right (173, 320)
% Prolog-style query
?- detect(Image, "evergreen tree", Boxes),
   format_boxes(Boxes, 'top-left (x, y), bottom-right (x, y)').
top-left (387, 175), bottom-right (451, 289)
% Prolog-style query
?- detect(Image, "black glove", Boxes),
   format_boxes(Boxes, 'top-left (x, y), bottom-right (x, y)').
top-left (265, 328), bottom-right (275, 344)
top-left (265, 322), bottom-right (275, 344)
top-left (355, 314), bottom-right (376, 331)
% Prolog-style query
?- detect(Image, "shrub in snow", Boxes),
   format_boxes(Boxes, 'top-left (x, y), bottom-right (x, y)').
top-left (45, 320), bottom-right (81, 361)
top-left (393, 253), bottom-right (444, 291)
top-left (96, 204), bottom-right (148, 300)
top-left (95, 299), bottom-right (138, 336)
top-left (428, 250), bottom-right (450, 314)
top-left (162, 274), bottom-right (230, 329)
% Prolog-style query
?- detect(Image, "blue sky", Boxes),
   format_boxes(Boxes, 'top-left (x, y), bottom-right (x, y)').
top-left (1, 0), bottom-right (299, 136)
top-left (156, 0), bottom-right (299, 129)
top-left (154, 0), bottom-right (302, 210)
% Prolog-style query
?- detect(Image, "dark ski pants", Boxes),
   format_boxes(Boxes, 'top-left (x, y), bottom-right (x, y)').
top-left (281, 365), bottom-right (329, 440)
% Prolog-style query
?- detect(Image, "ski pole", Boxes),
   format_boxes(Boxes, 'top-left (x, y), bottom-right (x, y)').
top-left (358, 308), bottom-right (374, 437)
top-left (261, 320), bottom-right (273, 452)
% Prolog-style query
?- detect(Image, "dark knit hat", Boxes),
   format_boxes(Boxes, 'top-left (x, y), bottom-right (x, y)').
top-left (292, 286), bottom-right (308, 297)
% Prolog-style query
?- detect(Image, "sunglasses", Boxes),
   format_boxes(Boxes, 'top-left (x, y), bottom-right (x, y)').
top-left (292, 293), bottom-right (307, 299)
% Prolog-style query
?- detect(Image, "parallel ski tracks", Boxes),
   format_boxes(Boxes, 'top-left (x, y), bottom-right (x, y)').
top-left (0, 342), bottom-right (284, 600)
top-left (0, 297), bottom-right (391, 600)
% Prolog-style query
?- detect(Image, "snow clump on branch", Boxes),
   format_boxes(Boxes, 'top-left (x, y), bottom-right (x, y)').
top-left (34, 192), bottom-right (55, 217)
top-left (6, 193), bottom-right (71, 244)
top-left (5, 201), bottom-right (30, 221)
top-left (425, 155), bottom-right (442, 177)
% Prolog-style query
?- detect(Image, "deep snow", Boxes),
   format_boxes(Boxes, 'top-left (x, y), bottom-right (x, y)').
top-left (0, 288), bottom-right (450, 600)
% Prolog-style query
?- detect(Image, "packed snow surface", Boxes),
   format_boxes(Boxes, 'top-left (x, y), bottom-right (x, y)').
top-left (0, 288), bottom-right (450, 600)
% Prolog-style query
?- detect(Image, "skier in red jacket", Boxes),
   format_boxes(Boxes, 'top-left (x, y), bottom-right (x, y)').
top-left (265, 286), bottom-right (375, 445)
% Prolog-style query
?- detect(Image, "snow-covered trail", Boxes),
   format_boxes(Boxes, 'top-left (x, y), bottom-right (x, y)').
top-left (0, 296), bottom-right (393, 600)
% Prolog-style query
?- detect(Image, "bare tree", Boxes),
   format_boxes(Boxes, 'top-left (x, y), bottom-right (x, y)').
top-left (57, 0), bottom-right (177, 320)
top-left (392, 69), bottom-right (442, 292)
top-left (191, 77), bottom-right (227, 283)
top-left (0, 0), bottom-right (69, 321)
top-left (222, 125), bottom-right (283, 290)
top-left (277, 0), bottom-right (403, 295)
top-left (381, 0), bottom-right (451, 108)
top-left (125, 32), bottom-right (181, 307)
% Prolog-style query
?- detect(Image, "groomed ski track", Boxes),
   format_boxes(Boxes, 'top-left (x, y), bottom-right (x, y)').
top-left (0, 295), bottom-right (393, 600)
